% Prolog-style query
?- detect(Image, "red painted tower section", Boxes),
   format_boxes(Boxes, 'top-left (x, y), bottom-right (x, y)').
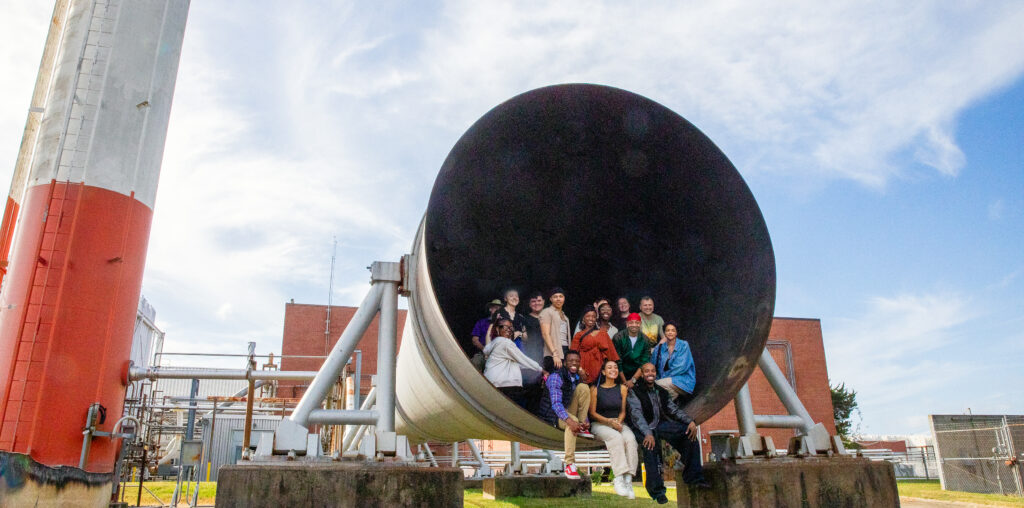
top-left (0, 0), bottom-right (189, 473)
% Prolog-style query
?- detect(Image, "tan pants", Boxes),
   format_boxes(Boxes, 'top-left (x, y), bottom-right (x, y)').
top-left (557, 383), bottom-right (592, 464)
top-left (591, 421), bottom-right (639, 476)
top-left (656, 377), bottom-right (685, 399)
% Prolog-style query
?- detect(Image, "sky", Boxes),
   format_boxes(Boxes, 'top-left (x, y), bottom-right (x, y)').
top-left (0, 1), bottom-right (1021, 437)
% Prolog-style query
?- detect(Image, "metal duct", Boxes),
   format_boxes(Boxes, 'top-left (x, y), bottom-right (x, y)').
top-left (395, 84), bottom-right (775, 449)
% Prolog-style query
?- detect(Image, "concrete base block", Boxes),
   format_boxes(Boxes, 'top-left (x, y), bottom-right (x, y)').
top-left (676, 457), bottom-right (899, 508)
top-left (462, 478), bottom-right (484, 489)
top-left (483, 474), bottom-right (591, 499)
top-left (215, 462), bottom-right (462, 508)
top-left (0, 451), bottom-right (113, 508)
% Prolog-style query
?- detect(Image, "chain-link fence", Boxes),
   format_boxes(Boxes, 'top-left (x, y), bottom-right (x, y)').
top-left (860, 446), bottom-right (938, 479)
top-left (930, 414), bottom-right (1024, 496)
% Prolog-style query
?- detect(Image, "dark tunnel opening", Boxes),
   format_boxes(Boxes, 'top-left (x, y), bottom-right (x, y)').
top-left (422, 84), bottom-right (776, 423)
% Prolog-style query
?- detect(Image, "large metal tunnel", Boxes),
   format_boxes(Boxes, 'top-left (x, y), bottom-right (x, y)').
top-left (395, 84), bottom-right (775, 449)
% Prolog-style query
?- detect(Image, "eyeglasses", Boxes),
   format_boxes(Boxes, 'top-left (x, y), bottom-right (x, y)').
top-left (498, 325), bottom-right (512, 330)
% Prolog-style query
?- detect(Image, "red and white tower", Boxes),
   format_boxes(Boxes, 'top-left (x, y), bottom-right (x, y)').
top-left (0, 0), bottom-right (189, 473)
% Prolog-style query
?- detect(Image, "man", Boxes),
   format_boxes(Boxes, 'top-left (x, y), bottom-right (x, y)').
top-left (611, 296), bottom-right (631, 331)
top-left (638, 296), bottom-right (665, 344)
top-left (539, 287), bottom-right (570, 372)
top-left (538, 350), bottom-right (593, 479)
top-left (627, 363), bottom-right (708, 503)
top-left (612, 313), bottom-right (650, 387)
top-left (520, 291), bottom-right (547, 412)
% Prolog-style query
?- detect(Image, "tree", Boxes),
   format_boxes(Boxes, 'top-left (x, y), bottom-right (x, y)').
top-left (831, 381), bottom-right (861, 445)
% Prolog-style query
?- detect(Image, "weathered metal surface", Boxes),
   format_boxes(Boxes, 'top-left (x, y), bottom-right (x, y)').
top-left (396, 84), bottom-right (775, 446)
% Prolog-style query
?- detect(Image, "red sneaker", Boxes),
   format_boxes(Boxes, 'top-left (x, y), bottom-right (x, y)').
top-left (564, 463), bottom-right (581, 480)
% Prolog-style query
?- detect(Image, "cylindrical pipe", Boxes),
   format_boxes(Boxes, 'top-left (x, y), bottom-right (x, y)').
top-left (734, 384), bottom-right (758, 437)
top-left (128, 367), bottom-right (318, 381)
top-left (394, 84), bottom-right (775, 449)
top-left (757, 349), bottom-right (814, 434)
top-left (289, 283), bottom-right (384, 426)
top-left (376, 280), bottom-right (398, 432)
top-left (341, 388), bottom-right (377, 451)
top-left (242, 377), bottom-right (255, 452)
top-left (752, 415), bottom-right (806, 428)
top-left (307, 409), bottom-right (379, 426)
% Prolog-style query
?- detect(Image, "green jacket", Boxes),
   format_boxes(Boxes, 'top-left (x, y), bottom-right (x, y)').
top-left (612, 329), bottom-right (651, 381)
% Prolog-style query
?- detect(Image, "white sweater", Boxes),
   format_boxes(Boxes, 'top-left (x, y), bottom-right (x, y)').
top-left (483, 337), bottom-right (543, 387)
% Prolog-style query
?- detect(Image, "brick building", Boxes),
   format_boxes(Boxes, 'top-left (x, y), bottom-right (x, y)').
top-left (279, 304), bottom-right (836, 459)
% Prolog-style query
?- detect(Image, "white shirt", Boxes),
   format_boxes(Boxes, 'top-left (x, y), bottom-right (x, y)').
top-left (483, 336), bottom-right (543, 387)
top-left (628, 335), bottom-right (639, 348)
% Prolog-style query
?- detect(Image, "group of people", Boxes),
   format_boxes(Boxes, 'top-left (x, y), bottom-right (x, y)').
top-left (468, 288), bottom-right (706, 503)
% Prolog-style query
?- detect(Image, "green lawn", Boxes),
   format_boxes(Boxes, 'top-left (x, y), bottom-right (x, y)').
top-left (114, 481), bottom-right (217, 506)
top-left (465, 482), bottom-right (674, 507)
top-left (898, 479), bottom-right (1024, 506)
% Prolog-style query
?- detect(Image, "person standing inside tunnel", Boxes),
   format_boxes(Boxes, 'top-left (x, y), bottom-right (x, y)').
top-left (650, 321), bottom-right (695, 403)
top-left (483, 318), bottom-right (542, 408)
top-left (597, 301), bottom-right (619, 339)
top-left (613, 313), bottom-right (650, 387)
top-left (571, 306), bottom-right (619, 385)
top-left (520, 291), bottom-right (547, 413)
top-left (538, 350), bottom-right (593, 479)
top-left (496, 288), bottom-right (527, 348)
top-left (539, 287), bottom-right (570, 372)
top-left (639, 296), bottom-right (666, 345)
top-left (628, 363), bottom-right (708, 503)
top-left (589, 359), bottom-right (639, 499)
top-left (612, 296), bottom-right (632, 331)
top-left (469, 299), bottom-right (504, 371)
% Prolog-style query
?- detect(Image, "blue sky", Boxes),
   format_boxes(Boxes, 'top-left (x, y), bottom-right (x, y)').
top-left (1, 1), bottom-right (1021, 437)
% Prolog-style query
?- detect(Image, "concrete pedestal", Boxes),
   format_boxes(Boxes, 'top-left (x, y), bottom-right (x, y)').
top-left (482, 474), bottom-right (591, 499)
top-left (676, 457), bottom-right (899, 508)
top-left (215, 462), bottom-right (462, 508)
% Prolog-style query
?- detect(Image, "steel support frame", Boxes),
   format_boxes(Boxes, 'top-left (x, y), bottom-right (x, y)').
top-left (729, 348), bottom-right (839, 459)
top-left (272, 260), bottom-right (403, 457)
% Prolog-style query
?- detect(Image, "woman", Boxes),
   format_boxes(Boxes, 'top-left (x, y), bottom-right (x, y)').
top-left (597, 301), bottom-right (619, 339)
top-left (575, 297), bottom-right (610, 334)
top-left (483, 318), bottom-right (542, 408)
top-left (496, 288), bottom-right (527, 347)
top-left (650, 321), bottom-right (696, 402)
top-left (588, 359), bottom-right (638, 499)
top-left (570, 306), bottom-right (619, 385)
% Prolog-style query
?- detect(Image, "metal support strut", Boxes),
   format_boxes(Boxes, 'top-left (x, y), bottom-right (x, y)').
top-left (271, 261), bottom-right (404, 457)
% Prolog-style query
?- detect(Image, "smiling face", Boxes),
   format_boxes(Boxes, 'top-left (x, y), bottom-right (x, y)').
top-left (496, 319), bottom-right (513, 338)
top-left (640, 298), bottom-right (654, 315)
top-left (529, 295), bottom-right (545, 313)
top-left (626, 318), bottom-right (641, 336)
top-left (565, 353), bottom-right (581, 374)
top-left (504, 290), bottom-right (519, 307)
top-left (640, 363), bottom-right (657, 384)
top-left (582, 310), bottom-right (597, 328)
top-left (550, 292), bottom-right (565, 310)
top-left (617, 298), bottom-right (630, 313)
top-left (602, 360), bottom-right (619, 380)
top-left (598, 303), bottom-right (612, 321)
top-left (664, 323), bottom-right (678, 341)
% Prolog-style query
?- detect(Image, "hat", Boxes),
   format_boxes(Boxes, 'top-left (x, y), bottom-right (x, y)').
top-left (548, 287), bottom-right (566, 298)
top-left (627, 312), bottom-right (642, 322)
top-left (487, 299), bottom-right (503, 307)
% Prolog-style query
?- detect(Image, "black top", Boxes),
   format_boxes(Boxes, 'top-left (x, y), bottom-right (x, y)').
top-left (596, 385), bottom-right (623, 419)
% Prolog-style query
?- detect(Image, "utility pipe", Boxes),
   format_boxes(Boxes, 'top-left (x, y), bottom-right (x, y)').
top-left (129, 367), bottom-right (317, 381)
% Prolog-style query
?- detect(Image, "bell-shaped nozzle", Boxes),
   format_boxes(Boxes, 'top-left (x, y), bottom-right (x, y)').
top-left (396, 84), bottom-right (775, 448)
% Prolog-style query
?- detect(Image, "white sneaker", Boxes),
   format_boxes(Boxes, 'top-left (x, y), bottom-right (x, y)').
top-left (622, 474), bottom-right (635, 499)
top-left (612, 475), bottom-right (630, 497)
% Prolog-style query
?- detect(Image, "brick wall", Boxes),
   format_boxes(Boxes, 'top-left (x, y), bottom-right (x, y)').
top-left (278, 302), bottom-right (407, 399)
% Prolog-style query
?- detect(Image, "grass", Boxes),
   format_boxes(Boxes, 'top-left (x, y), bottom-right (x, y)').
top-left (898, 479), bottom-right (1024, 506)
top-left (464, 482), bottom-right (675, 507)
top-left (114, 481), bottom-right (217, 507)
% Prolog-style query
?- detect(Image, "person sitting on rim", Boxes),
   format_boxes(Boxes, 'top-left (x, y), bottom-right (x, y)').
top-left (589, 359), bottom-right (639, 499)
top-left (650, 321), bottom-right (695, 403)
top-left (483, 317), bottom-right (542, 409)
top-left (570, 306), bottom-right (619, 385)
top-left (538, 349), bottom-right (593, 479)
top-left (613, 313), bottom-right (651, 388)
top-left (627, 363), bottom-right (708, 503)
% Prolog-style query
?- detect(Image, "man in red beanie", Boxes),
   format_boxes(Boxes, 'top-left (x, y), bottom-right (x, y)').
top-left (612, 313), bottom-right (651, 387)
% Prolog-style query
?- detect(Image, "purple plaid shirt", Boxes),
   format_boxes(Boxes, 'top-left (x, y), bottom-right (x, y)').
top-left (545, 370), bottom-right (580, 422)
